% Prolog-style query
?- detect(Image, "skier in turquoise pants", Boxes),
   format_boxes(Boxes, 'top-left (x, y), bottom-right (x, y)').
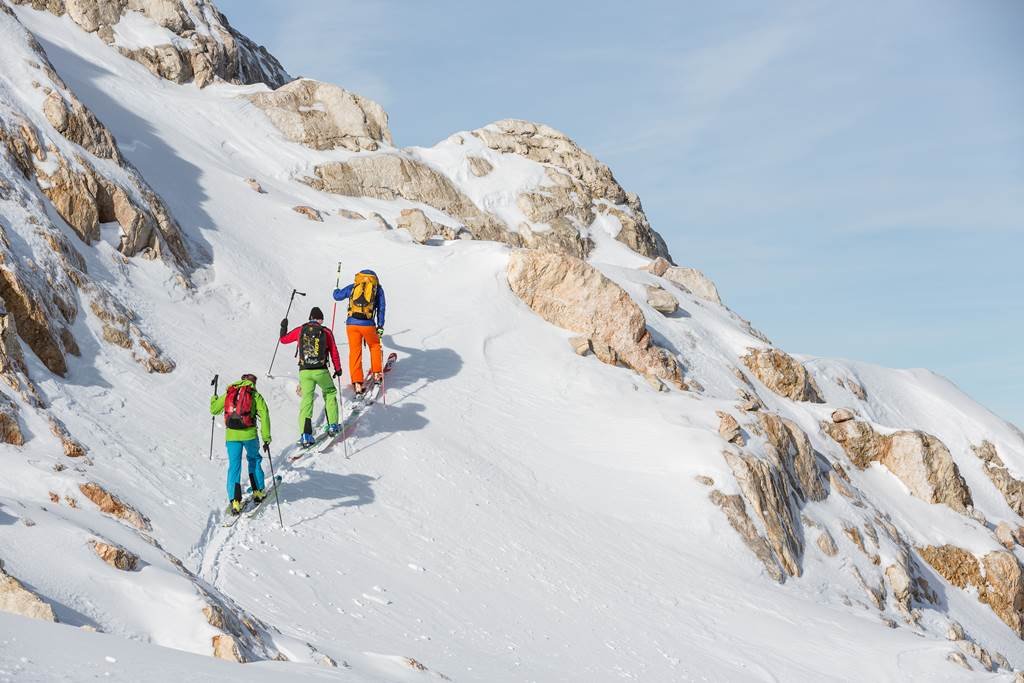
top-left (209, 373), bottom-right (272, 514)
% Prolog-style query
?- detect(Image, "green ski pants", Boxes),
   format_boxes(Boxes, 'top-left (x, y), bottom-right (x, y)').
top-left (298, 368), bottom-right (338, 433)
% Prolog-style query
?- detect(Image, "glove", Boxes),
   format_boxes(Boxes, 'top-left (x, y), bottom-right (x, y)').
top-left (333, 369), bottom-right (343, 378)
top-left (332, 288), bottom-right (344, 300)
top-left (279, 318), bottom-right (288, 337)
top-left (376, 328), bottom-right (384, 338)
top-left (262, 442), bottom-right (270, 455)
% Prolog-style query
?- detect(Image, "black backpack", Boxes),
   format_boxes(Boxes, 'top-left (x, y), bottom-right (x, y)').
top-left (299, 323), bottom-right (328, 369)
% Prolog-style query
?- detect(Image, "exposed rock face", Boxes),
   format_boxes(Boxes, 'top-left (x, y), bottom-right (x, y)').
top-left (918, 545), bottom-right (1024, 637)
top-left (662, 266), bottom-right (723, 305)
top-left (823, 419), bottom-right (972, 513)
top-left (467, 155), bottom-right (493, 177)
top-left (472, 119), bottom-right (671, 260)
top-left (337, 209), bottom-right (365, 221)
top-left (79, 482), bottom-right (150, 530)
top-left (831, 408), bottom-right (856, 423)
top-left (972, 441), bottom-right (1024, 516)
top-left (506, 250), bottom-right (684, 389)
top-left (248, 79), bottom-right (391, 152)
top-left (396, 209), bottom-right (463, 243)
top-left (0, 393), bottom-right (23, 445)
top-left (756, 413), bottom-right (826, 502)
top-left (212, 634), bottom-right (245, 662)
top-left (716, 411), bottom-right (744, 446)
top-left (0, 560), bottom-right (56, 621)
top-left (10, 0), bottom-right (291, 89)
top-left (645, 285), bottom-right (678, 315)
top-left (243, 177), bottom-right (264, 193)
top-left (291, 205), bottom-right (322, 222)
top-left (741, 348), bottom-right (824, 403)
top-left (709, 489), bottom-right (783, 583)
top-left (517, 220), bottom-right (591, 259)
top-left (308, 154), bottom-right (511, 245)
top-left (723, 451), bottom-right (803, 579)
top-left (90, 540), bottom-right (139, 571)
top-left (996, 522), bottom-right (1016, 550)
top-left (816, 530), bottom-right (838, 556)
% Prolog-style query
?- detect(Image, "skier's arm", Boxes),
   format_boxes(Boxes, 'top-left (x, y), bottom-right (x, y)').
top-left (332, 284), bottom-right (353, 302)
top-left (279, 326), bottom-right (302, 344)
top-left (210, 394), bottom-right (225, 415)
top-left (376, 286), bottom-right (386, 330)
top-left (325, 328), bottom-right (342, 374)
top-left (255, 392), bottom-right (271, 444)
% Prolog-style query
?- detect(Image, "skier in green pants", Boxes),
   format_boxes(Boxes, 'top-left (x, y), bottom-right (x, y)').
top-left (279, 307), bottom-right (343, 447)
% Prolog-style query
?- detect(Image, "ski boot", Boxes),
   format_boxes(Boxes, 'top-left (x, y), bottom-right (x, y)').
top-left (251, 489), bottom-right (266, 504)
top-left (229, 499), bottom-right (243, 515)
top-left (298, 432), bottom-right (315, 448)
top-left (372, 371), bottom-right (383, 383)
top-left (327, 423), bottom-right (341, 436)
top-left (352, 382), bottom-right (365, 398)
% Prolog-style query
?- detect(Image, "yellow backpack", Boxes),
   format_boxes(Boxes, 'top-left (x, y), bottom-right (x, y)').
top-left (348, 272), bottom-right (378, 320)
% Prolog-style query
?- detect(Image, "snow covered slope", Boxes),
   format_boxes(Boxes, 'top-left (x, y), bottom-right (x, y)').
top-left (1, 2), bottom-right (1023, 681)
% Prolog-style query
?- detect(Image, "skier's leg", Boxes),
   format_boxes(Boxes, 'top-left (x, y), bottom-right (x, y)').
top-left (225, 441), bottom-right (243, 501)
top-left (316, 369), bottom-right (339, 424)
top-left (364, 326), bottom-right (383, 375)
top-left (243, 438), bottom-right (265, 491)
top-left (298, 369), bottom-right (316, 435)
top-left (347, 325), bottom-right (365, 385)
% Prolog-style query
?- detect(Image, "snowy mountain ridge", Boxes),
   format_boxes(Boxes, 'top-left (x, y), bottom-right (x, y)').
top-left (0, 1), bottom-right (1023, 681)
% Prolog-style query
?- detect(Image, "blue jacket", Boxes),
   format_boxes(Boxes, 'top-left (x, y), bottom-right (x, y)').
top-left (333, 270), bottom-right (386, 328)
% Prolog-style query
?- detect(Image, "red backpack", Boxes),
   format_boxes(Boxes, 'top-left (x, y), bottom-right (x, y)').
top-left (224, 383), bottom-right (256, 429)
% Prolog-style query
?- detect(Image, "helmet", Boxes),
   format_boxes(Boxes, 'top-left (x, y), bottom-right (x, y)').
top-left (241, 373), bottom-right (257, 384)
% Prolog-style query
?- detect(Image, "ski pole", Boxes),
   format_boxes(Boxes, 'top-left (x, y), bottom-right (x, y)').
top-left (329, 261), bottom-right (342, 333)
top-left (379, 333), bottom-right (387, 406)
top-left (336, 374), bottom-right (349, 459)
top-left (267, 289), bottom-right (306, 377)
top-left (208, 374), bottom-right (218, 460)
top-left (265, 445), bottom-right (284, 527)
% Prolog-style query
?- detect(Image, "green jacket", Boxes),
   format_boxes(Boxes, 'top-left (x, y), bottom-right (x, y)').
top-left (210, 380), bottom-right (271, 443)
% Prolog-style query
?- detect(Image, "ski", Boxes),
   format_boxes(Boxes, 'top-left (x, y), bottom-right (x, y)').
top-left (221, 498), bottom-right (251, 527)
top-left (247, 475), bottom-right (283, 518)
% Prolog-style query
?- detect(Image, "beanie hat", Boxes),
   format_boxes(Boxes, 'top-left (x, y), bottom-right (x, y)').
top-left (309, 306), bottom-right (324, 321)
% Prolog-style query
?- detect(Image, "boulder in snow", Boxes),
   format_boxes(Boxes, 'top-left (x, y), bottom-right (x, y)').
top-left (971, 440), bottom-right (1024, 517)
top-left (0, 560), bottom-right (55, 622)
top-left (292, 205), bottom-right (322, 222)
top-left (663, 266), bottom-right (722, 305)
top-left (249, 79), bottom-right (391, 152)
top-left (831, 408), bottom-right (856, 423)
top-left (79, 482), bottom-right (150, 530)
top-left (645, 285), bottom-right (678, 315)
top-left (467, 156), bottom-right (493, 177)
top-left (507, 250), bottom-right (684, 389)
top-left (90, 540), bottom-right (139, 571)
top-left (742, 348), bottom-right (824, 403)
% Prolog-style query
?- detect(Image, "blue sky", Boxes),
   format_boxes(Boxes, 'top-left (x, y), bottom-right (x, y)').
top-left (221, 0), bottom-right (1024, 426)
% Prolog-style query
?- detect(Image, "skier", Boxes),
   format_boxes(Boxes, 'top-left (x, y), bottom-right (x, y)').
top-left (209, 373), bottom-right (272, 514)
top-left (279, 307), bottom-right (343, 447)
top-left (332, 269), bottom-right (386, 396)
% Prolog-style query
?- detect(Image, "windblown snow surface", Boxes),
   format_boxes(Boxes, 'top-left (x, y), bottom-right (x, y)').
top-left (1, 5), bottom-right (1023, 682)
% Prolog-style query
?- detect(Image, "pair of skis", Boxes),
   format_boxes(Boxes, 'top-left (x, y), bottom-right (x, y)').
top-left (221, 475), bottom-right (283, 527)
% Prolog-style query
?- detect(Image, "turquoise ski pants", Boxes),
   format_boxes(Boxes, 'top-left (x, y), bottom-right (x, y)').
top-left (226, 438), bottom-right (265, 501)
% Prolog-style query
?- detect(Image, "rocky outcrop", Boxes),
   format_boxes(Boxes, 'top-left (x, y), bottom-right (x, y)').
top-left (472, 119), bottom-right (671, 260)
top-left (79, 482), bottom-right (150, 530)
top-left (212, 634), bottom-right (244, 662)
top-left (0, 392), bottom-right (23, 445)
top-left (0, 559), bottom-right (55, 621)
top-left (90, 540), bottom-right (139, 571)
top-left (517, 220), bottom-right (591, 259)
top-left (823, 419), bottom-right (972, 513)
top-left (291, 205), bottom-right (322, 222)
top-left (10, 0), bottom-right (291, 89)
top-left (831, 408), bottom-right (856, 423)
top-left (709, 489), bottom-right (783, 583)
top-left (87, 287), bottom-right (176, 372)
top-left (756, 413), bottom-right (826, 502)
top-left (506, 250), bottom-right (684, 389)
top-left (741, 348), bottom-right (824, 403)
top-left (396, 209), bottom-right (464, 243)
top-left (723, 451), bottom-right (803, 579)
top-left (918, 545), bottom-right (1024, 637)
top-left (248, 79), bottom-right (390, 152)
top-left (308, 154), bottom-right (511, 245)
top-left (467, 156), bottom-right (493, 177)
top-left (645, 285), bottom-right (677, 315)
top-left (664, 267), bottom-right (722, 305)
top-left (972, 441), bottom-right (1024, 516)
top-left (716, 411), bottom-right (744, 446)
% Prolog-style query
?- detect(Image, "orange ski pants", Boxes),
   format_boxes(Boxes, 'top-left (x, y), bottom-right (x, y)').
top-left (346, 324), bottom-right (382, 384)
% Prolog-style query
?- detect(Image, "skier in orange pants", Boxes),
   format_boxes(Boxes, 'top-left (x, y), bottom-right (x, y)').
top-left (333, 269), bottom-right (386, 396)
